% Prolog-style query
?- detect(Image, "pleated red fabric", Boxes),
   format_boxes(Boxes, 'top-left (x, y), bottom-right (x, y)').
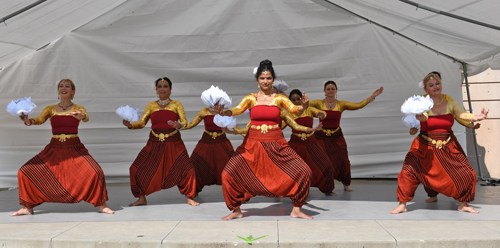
top-left (129, 129), bottom-right (196, 198)
top-left (288, 134), bottom-right (335, 193)
top-left (397, 130), bottom-right (476, 202)
top-left (222, 127), bottom-right (312, 211)
top-left (190, 131), bottom-right (234, 193)
top-left (314, 128), bottom-right (351, 186)
top-left (18, 137), bottom-right (109, 208)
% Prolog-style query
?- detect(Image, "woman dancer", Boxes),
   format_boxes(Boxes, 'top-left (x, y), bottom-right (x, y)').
top-left (391, 72), bottom-right (488, 214)
top-left (213, 60), bottom-right (319, 220)
top-left (123, 77), bottom-right (198, 207)
top-left (183, 108), bottom-right (234, 194)
top-left (11, 79), bottom-right (113, 216)
top-left (310, 81), bottom-right (383, 191)
top-left (412, 71), bottom-right (480, 203)
top-left (285, 89), bottom-right (336, 195)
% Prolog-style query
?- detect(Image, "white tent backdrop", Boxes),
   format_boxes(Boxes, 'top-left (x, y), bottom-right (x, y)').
top-left (0, 0), bottom-right (471, 187)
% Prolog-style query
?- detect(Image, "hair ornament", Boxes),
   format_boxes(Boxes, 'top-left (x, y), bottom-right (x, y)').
top-left (418, 81), bottom-right (424, 89)
top-left (253, 67), bottom-right (258, 76)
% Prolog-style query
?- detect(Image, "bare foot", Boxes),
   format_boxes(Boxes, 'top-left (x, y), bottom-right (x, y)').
top-left (10, 207), bottom-right (33, 216)
top-left (390, 202), bottom-right (407, 214)
top-left (458, 202), bottom-right (479, 213)
top-left (98, 204), bottom-right (115, 214)
top-left (325, 192), bottom-right (337, 196)
top-left (425, 196), bottom-right (438, 203)
top-left (290, 206), bottom-right (313, 219)
top-left (187, 198), bottom-right (199, 206)
top-left (129, 195), bottom-right (147, 207)
top-left (343, 185), bottom-right (353, 191)
top-left (222, 208), bottom-right (243, 220)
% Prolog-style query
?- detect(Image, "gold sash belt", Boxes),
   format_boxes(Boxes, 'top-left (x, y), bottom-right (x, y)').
top-left (293, 132), bottom-right (314, 141)
top-left (421, 135), bottom-right (451, 149)
top-left (250, 124), bottom-right (279, 134)
top-left (204, 130), bottom-right (224, 139)
top-left (322, 127), bottom-right (340, 136)
top-left (52, 134), bottom-right (78, 142)
top-left (151, 130), bottom-right (178, 142)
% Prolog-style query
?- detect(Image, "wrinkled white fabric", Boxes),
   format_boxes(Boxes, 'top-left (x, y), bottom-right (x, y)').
top-left (6, 97), bottom-right (37, 116)
top-left (213, 115), bottom-right (237, 129)
top-left (402, 115), bottom-right (420, 129)
top-left (116, 105), bottom-right (141, 123)
top-left (201, 86), bottom-right (232, 109)
top-left (401, 95), bottom-right (434, 115)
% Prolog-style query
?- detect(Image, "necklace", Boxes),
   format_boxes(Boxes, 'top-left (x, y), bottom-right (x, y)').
top-left (259, 91), bottom-right (271, 99)
top-left (325, 98), bottom-right (336, 108)
top-left (433, 96), bottom-right (444, 106)
top-left (158, 99), bottom-right (171, 105)
top-left (58, 102), bottom-right (73, 111)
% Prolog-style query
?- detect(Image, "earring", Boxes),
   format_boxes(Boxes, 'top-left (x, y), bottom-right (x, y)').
top-left (58, 95), bottom-right (60, 100)
top-left (71, 94), bottom-right (74, 100)
top-left (157, 94), bottom-right (159, 99)
top-left (257, 85), bottom-right (260, 88)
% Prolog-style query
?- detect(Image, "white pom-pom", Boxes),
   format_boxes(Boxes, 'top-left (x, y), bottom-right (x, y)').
top-left (273, 79), bottom-right (289, 92)
top-left (401, 95), bottom-right (433, 115)
top-left (6, 97), bottom-right (37, 116)
top-left (253, 67), bottom-right (258, 76)
top-left (116, 105), bottom-right (141, 123)
top-left (402, 115), bottom-right (420, 128)
top-left (213, 114), bottom-right (237, 129)
top-left (418, 81), bottom-right (424, 89)
top-left (201, 85), bottom-right (232, 109)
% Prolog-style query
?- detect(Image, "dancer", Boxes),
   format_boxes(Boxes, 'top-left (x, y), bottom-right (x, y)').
top-left (310, 81), bottom-right (383, 191)
top-left (123, 77), bottom-right (199, 207)
top-left (183, 108), bottom-right (234, 194)
top-left (11, 79), bottom-right (113, 216)
top-left (391, 72), bottom-right (488, 214)
top-left (411, 71), bottom-right (480, 203)
top-left (213, 59), bottom-right (319, 220)
top-left (285, 89), bottom-right (336, 195)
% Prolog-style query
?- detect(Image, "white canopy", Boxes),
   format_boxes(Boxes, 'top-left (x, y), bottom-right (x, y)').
top-left (0, 0), bottom-right (495, 187)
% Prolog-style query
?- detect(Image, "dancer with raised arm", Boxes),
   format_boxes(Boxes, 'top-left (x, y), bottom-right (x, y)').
top-left (123, 77), bottom-right (199, 207)
top-left (391, 72), bottom-right (488, 214)
top-left (285, 89), bottom-right (336, 195)
top-left (213, 60), bottom-right (320, 220)
top-left (11, 79), bottom-right (113, 216)
top-left (310, 81), bottom-right (383, 191)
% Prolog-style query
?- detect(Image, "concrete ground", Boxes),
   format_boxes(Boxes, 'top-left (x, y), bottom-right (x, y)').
top-left (1, 179), bottom-right (499, 247)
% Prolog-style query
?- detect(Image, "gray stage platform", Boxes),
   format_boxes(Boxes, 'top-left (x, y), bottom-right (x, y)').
top-left (1, 180), bottom-right (499, 247)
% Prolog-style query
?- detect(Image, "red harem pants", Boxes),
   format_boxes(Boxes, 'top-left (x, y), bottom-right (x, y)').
top-left (314, 128), bottom-right (351, 186)
top-left (288, 134), bottom-right (335, 193)
top-left (397, 131), bottom-right (476, 203)
top-left (130, 129), bottom-right (196, 199)
top-left (222, 128), bottom-right (311, 211)
top-left (17, 137), bottom-right (108, 208)
top-left (190, 131), bottom-right (234, 193)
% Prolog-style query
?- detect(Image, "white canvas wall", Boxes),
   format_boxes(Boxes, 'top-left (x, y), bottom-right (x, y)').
top-left (0, 0), bottom-right (467, 187)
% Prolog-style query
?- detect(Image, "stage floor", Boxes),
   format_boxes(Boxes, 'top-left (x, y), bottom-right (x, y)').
top-left (1, 179), bottom-right (499, 247)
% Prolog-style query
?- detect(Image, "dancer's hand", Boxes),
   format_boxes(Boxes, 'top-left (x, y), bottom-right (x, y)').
top-left (467, 123), bottom-right (481, 129)
top-left (316, 112), bottom-right (326, 119)
top-left (299, 92), bottom-right (309, 111)
top-left (221, 127), bottom-right (236, 134)
top-left (409, 128), bottom-right (418, 135)
top-left (308, 122), bottom-right (322, 132)
top-left (123, 120), bottom-right (132, 128)
top-left (472, 108), bottom-right (488, 122)
top-left (168, 120), bottom-right (182, 129)
top-left (69, 109), bottom-right (86, 121)
top-left (369, 87), bottom-right (384, 102)
top-left (19, 113), bottom-right (31, 125)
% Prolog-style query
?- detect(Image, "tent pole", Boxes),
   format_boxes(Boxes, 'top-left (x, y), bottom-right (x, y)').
top-left (462, 62), bottom-right (484, 180)
top-left (0, 0), bottom-right (47, 24)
